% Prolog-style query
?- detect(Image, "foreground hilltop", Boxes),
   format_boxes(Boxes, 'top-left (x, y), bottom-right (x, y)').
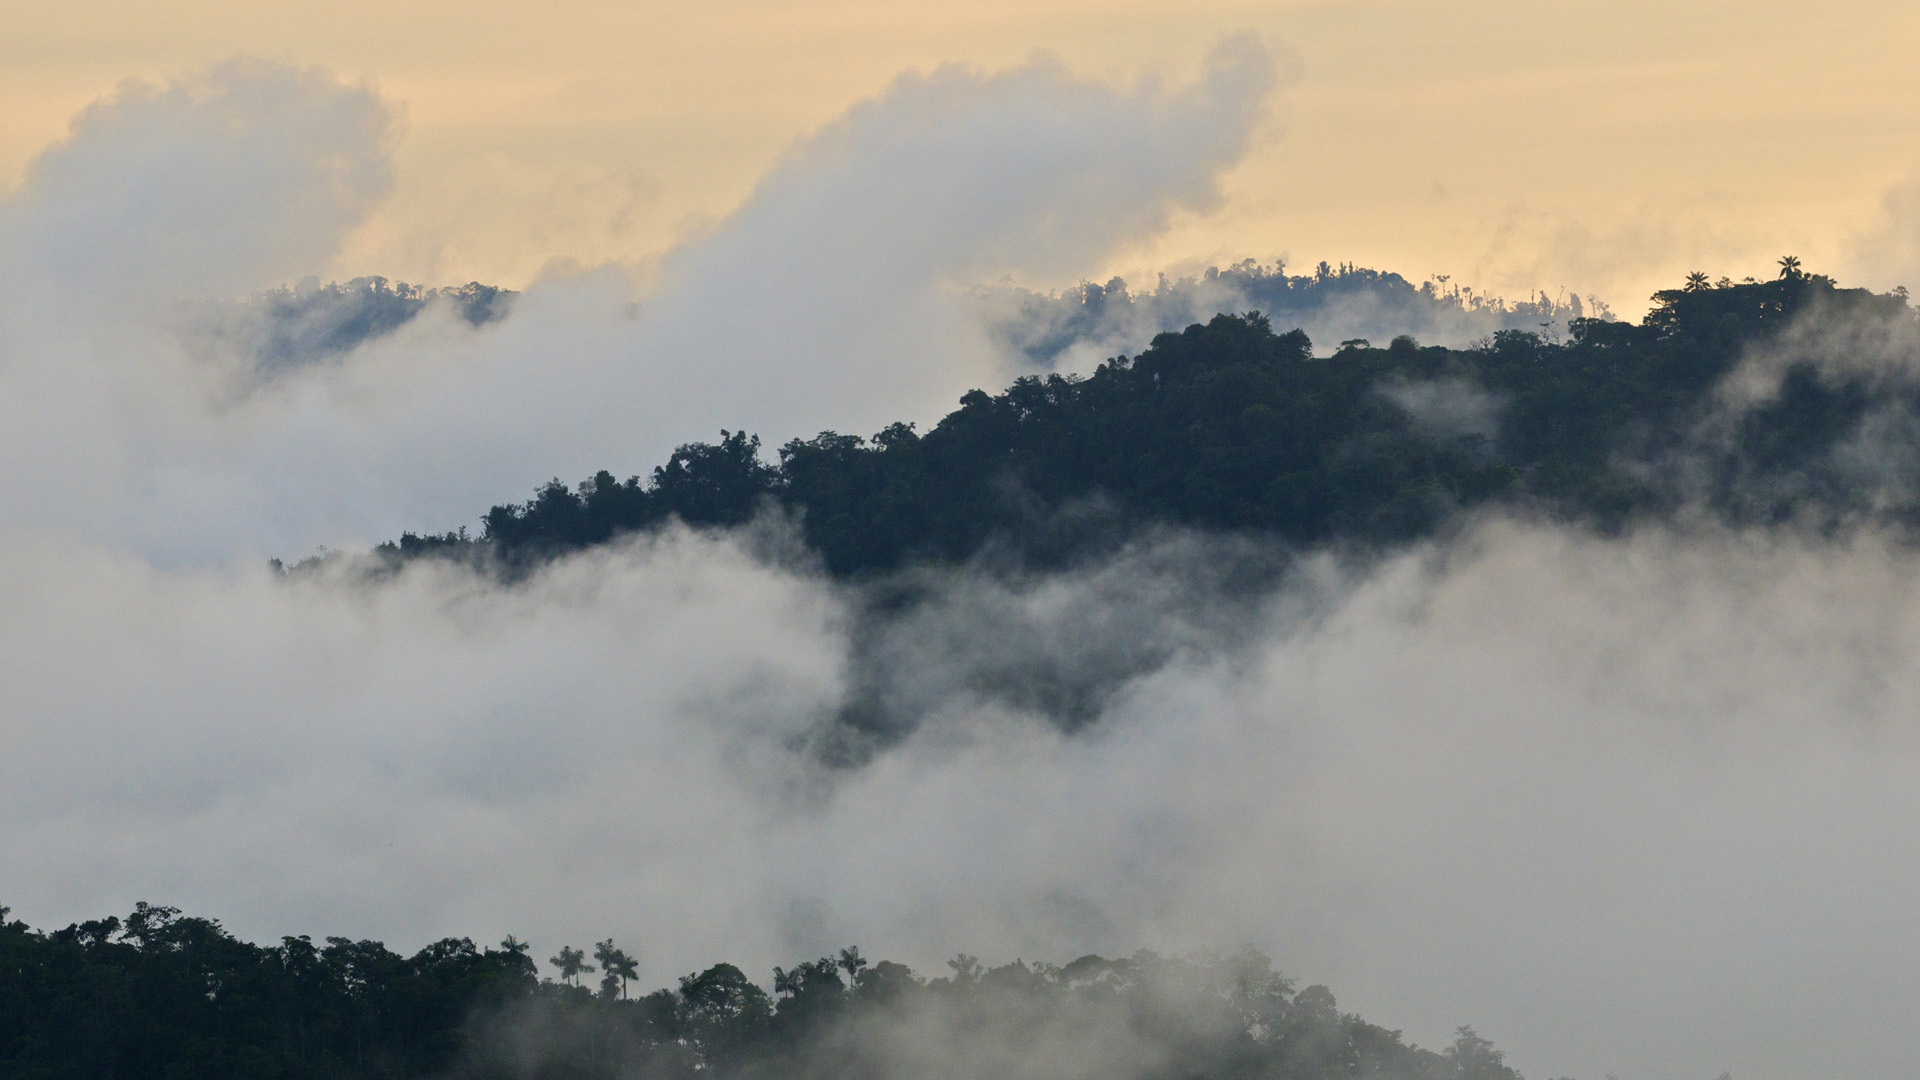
top-left (0, 903), bottom-right (1523, 1080)
top-left (359, 264), bottom-right (1913, 579)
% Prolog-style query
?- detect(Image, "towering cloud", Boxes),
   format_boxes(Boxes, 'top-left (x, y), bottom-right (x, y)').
top-left (1, 59), bottom-right (394, 304)
top-left (630, 33), bottom-right (1283, 459)
top-left (0, 44), bottom-right (1284, 561)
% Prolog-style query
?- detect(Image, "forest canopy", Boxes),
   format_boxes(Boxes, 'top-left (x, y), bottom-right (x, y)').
top-left (0, 902), bottom-right (1525, 1080)
top-left (356, 265), bottom-right (1917, 580)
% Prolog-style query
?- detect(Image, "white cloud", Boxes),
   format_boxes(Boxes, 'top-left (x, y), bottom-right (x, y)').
top-left (1, 59), bottom-right (394, 305)
top-left (0, 44), bottom-right (1283, 562)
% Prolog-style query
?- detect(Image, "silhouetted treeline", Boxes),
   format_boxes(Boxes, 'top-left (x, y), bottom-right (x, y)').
top-left (0, 903), bottom-right (1525, 1080)
top-left (979, 259), bottom-right (1604, 367)
top-left (364, 265), bottom-right (1915, 580)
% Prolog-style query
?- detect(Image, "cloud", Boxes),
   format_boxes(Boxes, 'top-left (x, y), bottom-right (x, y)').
top-left (623, 33), bottom-right (1285, 466)
top-left (1377, 374), bottom-right (1505, 442)
top-left (1848, 163), bottom-right (1920, 295)
top-left (0, 59), bottom-right (394, 305)
top-left (0, 61), bottom-right (397, 556)
top-left (6, 518), bottom-right (1920, 1080)
top-left (0, 44), bottom-right (1284, 563)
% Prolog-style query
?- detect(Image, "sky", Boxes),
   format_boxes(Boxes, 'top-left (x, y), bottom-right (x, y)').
top-left (8, 0), bottom-right (1920, 309)
top-left (6, 7), bottom-right (1920, 1080)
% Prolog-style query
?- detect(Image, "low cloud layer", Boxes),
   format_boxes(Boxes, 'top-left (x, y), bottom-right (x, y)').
top-left (7, 519), bottom-right (1920, 1080)
top-left (3, 46), bottom-right (1920, 1080)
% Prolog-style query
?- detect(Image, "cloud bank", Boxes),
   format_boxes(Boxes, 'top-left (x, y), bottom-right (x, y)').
top-left (8, 519), bottom-right (1920, 1080)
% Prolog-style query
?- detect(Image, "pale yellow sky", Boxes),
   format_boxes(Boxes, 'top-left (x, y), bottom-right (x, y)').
top-left (6, 0), bottom-right (1920, 312)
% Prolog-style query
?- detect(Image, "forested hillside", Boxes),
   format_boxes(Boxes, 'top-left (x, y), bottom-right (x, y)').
top-left (362, 265), bottom-right (1916, 579)
top-left (0, 903), bottom-right (1521, 1080)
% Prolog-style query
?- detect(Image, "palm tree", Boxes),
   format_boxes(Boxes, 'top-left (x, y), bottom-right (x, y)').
top-left (1778, 255), bottom-right (1803, 279)
top-left (499, 936), bottom-right (535, 979)
top-left (550, 945), bottom-right (594, 987)
top-left (837, 946), bottom-right (868, 983)
top-left (593, 939), bottom-right (638, 999)
top-left (1684, 271), bottom-right (1711, 292)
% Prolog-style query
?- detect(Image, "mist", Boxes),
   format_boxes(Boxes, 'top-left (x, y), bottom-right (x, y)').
top-left (976, 263), bottom-right (1606, 374)
top-left (10, 513), bottom-right (1920, 1080)
top-left (3, 43), bottom-right (1920, 1080)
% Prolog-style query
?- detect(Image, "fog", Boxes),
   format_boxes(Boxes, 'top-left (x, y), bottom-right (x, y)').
top-left (3, 46), bottom-right (1920, 1080)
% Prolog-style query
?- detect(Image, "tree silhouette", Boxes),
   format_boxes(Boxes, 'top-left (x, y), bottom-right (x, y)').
top-left (1779, 254), bottom-right (1803, 279)
top-left (836, 946), bottom-right (868, 983)
top-left (498, 935), bottom-right (537, 980)
top-left (1685, 271), bottom-right (1711, 291)
top-left (1446, 1026), bottom-right (1522, 1080)
top-left (550, 944), bottom-right (593, 987)
top-left (946, 953), bottom-right (981, 986)
top-left (594, 939), bottom-right (638, 999)
top-left (0, 901), bottom-right (1543, 1080)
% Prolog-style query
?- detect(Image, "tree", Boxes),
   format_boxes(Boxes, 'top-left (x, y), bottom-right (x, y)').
top-left (1778, 254), bottom-right (1803, 279)
top-left (836, 946), bottom-right (868, 982)
top-left (946, 953), bottom-right (982, 987)
top-left (119, 901), bottom-right (181, 949)
top-left (678, 962), bottom-right (773, 1066)
top-left (649, 430), bottom-right (779, 526)
top-left (1447, 1026), bottom-right (1521, 1080)
top-left (594, 939), bottom-right (638, 999)
top-left (1685, 271), bottom-right (1711, 291)
top-left (550, 945), bottom-right (594, 987)
top-left (499, 935), bottom-right (537, 981)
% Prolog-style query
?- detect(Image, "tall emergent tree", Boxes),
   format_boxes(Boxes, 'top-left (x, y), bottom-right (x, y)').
top-left (594, 939), bottom-right (638, 999)
top-left (550, 944), bottom-right (594, 987)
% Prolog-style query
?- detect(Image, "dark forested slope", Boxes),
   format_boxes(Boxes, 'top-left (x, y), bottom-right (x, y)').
top-left (0, 903), bottom-right (1523, 1080)
top-left (365, 267), bottom-right (1916, 579)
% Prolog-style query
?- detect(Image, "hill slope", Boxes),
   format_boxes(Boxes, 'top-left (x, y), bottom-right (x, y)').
top-left (363, 268), bottom-right (1915, 579)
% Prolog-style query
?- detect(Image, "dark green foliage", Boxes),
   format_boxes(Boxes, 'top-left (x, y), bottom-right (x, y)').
top-left (0, 904), bottom-right (1519, 1080)
top-left (0, 903), bottom-right (536, 1080)
top-left (371, 268), bottom-right (1916, 580)
top-left (436, 431), bottom-right (777, 573)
